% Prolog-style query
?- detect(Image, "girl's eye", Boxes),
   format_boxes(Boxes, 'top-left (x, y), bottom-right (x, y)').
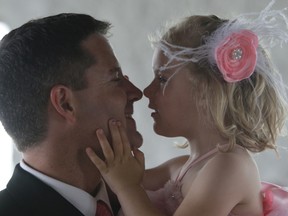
top-left (158, 75), bottom-right (167, 83)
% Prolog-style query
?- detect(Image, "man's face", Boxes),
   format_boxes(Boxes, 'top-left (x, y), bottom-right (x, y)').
top-left (73, 34), bottom-right (143, 154)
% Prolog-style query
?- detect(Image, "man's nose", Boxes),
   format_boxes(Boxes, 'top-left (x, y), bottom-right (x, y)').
top-left (143, 82), bottom-right (153, 99)
top-left (126, 79), bottom-right (143, 102)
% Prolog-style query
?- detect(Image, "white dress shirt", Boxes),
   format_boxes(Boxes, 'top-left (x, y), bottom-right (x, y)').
top-left (20, 160), bottom-right (113, 216)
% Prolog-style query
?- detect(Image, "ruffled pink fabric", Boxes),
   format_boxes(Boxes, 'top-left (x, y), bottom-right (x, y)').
top-left (145, 181), bottom-right (288, 216)
top-left (146, 180), bottom-right (182, 216)
top-left (261, 182), bottom-right (288, 216)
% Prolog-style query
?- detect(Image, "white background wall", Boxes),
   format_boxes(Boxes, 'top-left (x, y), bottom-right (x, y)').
top-left (0, 0), bottom-right (287, 190)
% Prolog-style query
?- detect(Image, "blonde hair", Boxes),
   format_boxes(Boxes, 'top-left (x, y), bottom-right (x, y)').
top-left (159, 15), bottom-right (288, 152)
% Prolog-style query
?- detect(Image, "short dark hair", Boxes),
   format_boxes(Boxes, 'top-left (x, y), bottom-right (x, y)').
top-left (0, 13), bottom-right (111, 151)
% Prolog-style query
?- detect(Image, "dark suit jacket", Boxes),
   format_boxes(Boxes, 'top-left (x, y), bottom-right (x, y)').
top-left (0, 164), bottom-right (84, 216)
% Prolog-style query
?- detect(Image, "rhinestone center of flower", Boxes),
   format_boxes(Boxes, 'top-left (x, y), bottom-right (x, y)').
top-left (231, 48), bottom-right (243, 60)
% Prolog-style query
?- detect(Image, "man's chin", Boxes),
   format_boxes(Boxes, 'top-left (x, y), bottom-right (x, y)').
top-left (128, 131), bottom-right (143, 149)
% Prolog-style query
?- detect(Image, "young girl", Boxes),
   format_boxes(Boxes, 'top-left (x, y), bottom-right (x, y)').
top-left (87, 1), bottom-right (288, 215)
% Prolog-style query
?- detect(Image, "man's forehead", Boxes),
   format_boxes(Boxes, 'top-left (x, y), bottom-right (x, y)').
top-left (81, 33), bottom-right (112, 56)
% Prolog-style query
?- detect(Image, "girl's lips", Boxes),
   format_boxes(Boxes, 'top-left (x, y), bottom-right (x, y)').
top-left (151, 110), bottom-right (158, 118)
top-left (148, 105), bottom-right (158, 118)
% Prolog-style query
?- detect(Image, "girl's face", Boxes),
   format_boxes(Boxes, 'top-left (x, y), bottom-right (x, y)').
top-left (144, 48), bottom-right (201, 138)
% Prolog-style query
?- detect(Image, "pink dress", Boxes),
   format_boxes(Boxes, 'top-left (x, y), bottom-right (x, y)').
top-left (146, 148), bottom-right (288, 216)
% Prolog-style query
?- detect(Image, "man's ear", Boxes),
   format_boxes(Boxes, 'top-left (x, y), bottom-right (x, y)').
top-left (50, 85), bottom-right (75, 122)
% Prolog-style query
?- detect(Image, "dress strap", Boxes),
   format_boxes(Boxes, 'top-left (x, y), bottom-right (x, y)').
top-left (176, 147), bottom-right (219, 182)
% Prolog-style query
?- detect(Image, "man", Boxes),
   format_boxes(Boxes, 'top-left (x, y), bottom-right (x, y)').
top-left (0, 13), bottom-right (143, 216)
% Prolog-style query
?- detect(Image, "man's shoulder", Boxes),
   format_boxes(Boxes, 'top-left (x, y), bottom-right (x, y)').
top-left (0, 164), bottom-right (35, 214)
top-left (0, 164), bottom-right (85, 216)
top-left (0, 187), bottom-right (9, 201)
top-left (0, 187), bottom-right (23, 214)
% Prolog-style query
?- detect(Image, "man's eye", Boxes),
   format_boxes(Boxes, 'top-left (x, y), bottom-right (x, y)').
top-left (113, 77), bottom-right (121, 81)
top-left (114, 71), bottom-right (121, 81)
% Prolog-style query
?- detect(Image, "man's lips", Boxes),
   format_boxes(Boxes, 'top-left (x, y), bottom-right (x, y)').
top-left (125, 114), bottom-right (133, 118)
top-left (125, 113), bottom-right (136, 126)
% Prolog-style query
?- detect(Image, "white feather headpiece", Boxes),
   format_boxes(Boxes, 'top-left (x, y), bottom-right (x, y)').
top-left (152, 0), bottom-right (288, 104)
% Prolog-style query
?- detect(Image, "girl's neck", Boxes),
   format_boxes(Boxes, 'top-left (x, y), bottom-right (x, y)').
top-left (186, 134), bottom-right (229, 161)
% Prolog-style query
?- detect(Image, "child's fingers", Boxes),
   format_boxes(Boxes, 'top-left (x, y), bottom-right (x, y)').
top-left (86, 147), bottom-right (108, 172)
top-left (96, 128), bottom-right (114, 163)
top-left (117, 121), bottom-right (132, 156)
top-left (109, 119), bottom-right (123, 159)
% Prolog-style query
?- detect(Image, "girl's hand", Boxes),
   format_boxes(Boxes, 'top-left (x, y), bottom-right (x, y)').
top-left (86, 119), bottom-right (145, 195)
top-left (87, 120), bottom-right (164, 216)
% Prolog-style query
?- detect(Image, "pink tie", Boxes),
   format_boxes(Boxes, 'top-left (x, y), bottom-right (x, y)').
top-left (96, 200), bottom-right (113, 216)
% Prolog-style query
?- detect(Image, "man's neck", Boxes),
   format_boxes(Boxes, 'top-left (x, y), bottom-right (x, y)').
top-left (23, 145), bottom-right (102, 194)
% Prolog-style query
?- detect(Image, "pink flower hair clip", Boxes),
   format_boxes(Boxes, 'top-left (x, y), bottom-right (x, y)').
top-left (215, 30), bottom-right (259, 82)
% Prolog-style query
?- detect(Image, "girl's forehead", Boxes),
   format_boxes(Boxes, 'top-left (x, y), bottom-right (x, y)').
top-left (152, 47), bottom-right (182, 74)
top-left (152, 48), bottom-right (166, 65)
top-left (152, 50), bottom-right (166, 74)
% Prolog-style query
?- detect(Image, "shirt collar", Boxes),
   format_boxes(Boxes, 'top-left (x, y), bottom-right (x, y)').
top-left (20, 160), bottom-right (112, 216)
